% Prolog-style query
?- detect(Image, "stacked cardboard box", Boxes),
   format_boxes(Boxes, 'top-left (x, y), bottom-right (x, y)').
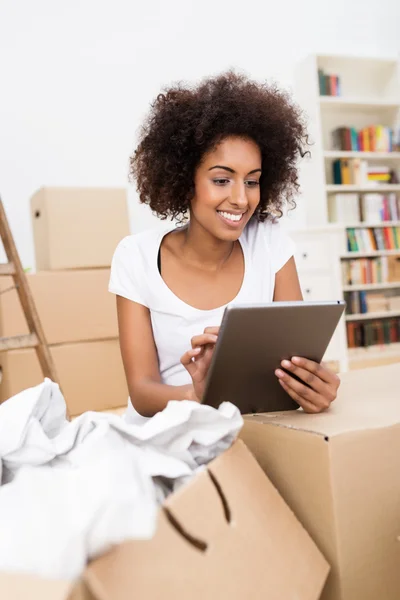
top-left (0, 187), bottom-right (130, 416)
top-left (240, 363), bottom-right (400, 600)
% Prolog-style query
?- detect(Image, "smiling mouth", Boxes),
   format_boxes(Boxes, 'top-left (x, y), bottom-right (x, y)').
top-left (217, 210), bottom-right (246, 223)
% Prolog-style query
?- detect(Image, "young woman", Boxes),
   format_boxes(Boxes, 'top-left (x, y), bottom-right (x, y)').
top-left (109, 72), bottom-right (340, 423)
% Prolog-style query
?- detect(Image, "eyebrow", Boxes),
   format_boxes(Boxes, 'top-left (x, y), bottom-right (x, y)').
top-left (208, 165), bottom-right (262, 175)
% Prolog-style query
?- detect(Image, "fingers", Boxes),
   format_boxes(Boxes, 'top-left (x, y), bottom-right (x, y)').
top-left (276, 369), bottom-right (329, 412)
top-left (180, 347), bottom-right (201, 378)
top-left (290, 356), bottom-right (340, 386)
top-left (190, 333), bottom-right (218, 349)
top-left (204, 326), bottom-right (220, 335)
top-left (275, 358), bottom-right (340, 414)
top-left (278, 379), bottom-right (323, 414)
top-left (279, 360), bottom-right (326, 395)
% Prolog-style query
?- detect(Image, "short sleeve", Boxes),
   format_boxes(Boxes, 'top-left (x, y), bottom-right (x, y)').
top-left (108, 237), bottom-right (148, 306)
top-left (269, 220), bottom-right (296, 273)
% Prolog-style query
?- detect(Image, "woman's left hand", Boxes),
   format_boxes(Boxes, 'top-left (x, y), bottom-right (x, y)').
top-left (275, 357), bottom-right (340, 414)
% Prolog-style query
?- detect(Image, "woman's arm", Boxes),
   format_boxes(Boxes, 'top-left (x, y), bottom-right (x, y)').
top-left (273, 256), bottom-right (303, 301)
top-left (116, 296), bottom-right (195, 417)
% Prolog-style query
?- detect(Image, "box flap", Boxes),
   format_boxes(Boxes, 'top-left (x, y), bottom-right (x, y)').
top-left (246, 363), bottom-right (400, 437)
top-left (81, 440), bottom-right (329, 600)
top-left (0, 572), bottom-right (73, 599)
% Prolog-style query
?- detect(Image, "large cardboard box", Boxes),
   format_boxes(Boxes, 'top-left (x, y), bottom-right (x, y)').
top-left (0, 573), bottom-right (73, 600)
top-left (0, 340), bottom-right (128, 416)
top-left (240, 363), bottom-right (400, 600)
top-left (0, 270), bottom-right (117, 344)
top-left (0, 441), bottom-right (330, 600)
top-left (31, 187), bottom-right (129, 270)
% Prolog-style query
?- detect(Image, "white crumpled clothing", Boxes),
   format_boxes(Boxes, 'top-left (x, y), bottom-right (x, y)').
top-left (0, 379), bottom-right (242, 580)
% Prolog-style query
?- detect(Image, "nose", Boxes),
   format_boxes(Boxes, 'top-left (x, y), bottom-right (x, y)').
top-left (230, 181), bottom-right (248, 209)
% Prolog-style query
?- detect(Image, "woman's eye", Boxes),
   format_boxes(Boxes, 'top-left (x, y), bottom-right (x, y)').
top-left (245, 180), bottom-right (260, 187)
top-left (213, 178), bottom-right (230, 185)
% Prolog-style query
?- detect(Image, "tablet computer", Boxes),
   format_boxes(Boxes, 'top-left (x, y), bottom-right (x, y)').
top-left (202, 300), bottom-right (345, 414)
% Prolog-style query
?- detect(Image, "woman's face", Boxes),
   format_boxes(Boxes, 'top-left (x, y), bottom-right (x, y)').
top-left (191, 136), bottom-right (262, 241)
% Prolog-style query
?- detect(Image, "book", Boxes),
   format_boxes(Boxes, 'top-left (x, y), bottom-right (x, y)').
top-left (318, 70), bottom-right (326, 95)
top-left (330, 75), bottom-right (337, 96)
top-left (341, 159), bottom-right (351, 184)
top-left (318, 69), bottom-right (341, 96)
top-left (331, 126), bottom-right (395, 152)
top-left (328, 194), bottom-right (359, 223)
top-left (350, 159), bottom-right (362, 185)
top-left (361, 194), bottom-right (384, 223)
top-left (346, 318), bottom-right (400, 348)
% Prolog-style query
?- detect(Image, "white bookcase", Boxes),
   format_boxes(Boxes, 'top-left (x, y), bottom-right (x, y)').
top-left (293, 54), bottom-right (400, 371)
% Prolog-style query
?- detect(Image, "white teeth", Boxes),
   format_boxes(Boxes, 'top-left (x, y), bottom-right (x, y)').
top-left (218, 211), bottom-right (243, 222)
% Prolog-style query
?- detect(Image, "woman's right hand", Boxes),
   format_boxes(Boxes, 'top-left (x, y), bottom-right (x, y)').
top-left (180, 327), bottom-right (219, 402)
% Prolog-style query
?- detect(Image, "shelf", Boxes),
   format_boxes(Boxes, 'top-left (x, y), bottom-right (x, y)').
top-left (341, 250), bottom-right (400, 258)
top-left (346, 309), bottom-right (400, 321)
top-left (343, 282), bottom-right (400, 291)
top-left (348, 342), bottom-right (400, 363)
top-left (317, 54), bottom-right (398, 66)
top-left (324, 151), bottom-right (400, 160)
top-left (326, 184), bottom-right (400, 193)
top-left (319, 96), bottom-right (399, 110)
top-left (342, 221), bottom-right (400, 228)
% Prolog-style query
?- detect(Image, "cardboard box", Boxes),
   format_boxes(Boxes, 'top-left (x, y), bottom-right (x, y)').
top-left (31, 187), bottom-right (129, 270)
top-left (0, 340), bottom-right (128, 416)
top-left (0, 270), bottom-right (117, 344)
top-left (240, 363), bottom-right (400, 600)
top-left (0, 441), bottom-right (329, 599)
top-left (0, 573), bottom-right (74, 600)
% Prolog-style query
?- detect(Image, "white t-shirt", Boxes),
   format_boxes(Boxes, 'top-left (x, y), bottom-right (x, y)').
top-left (109, 218), bottom-right (295, 421)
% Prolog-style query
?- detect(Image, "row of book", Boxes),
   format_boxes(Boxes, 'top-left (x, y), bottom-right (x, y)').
top-left (328, 193), bottom-right (400, 224)
top-left (341, 256), bottom-right (400, 286)
top-left (332, 126), bottom-right (399, 153)
top-left (346, 227), bottom-right (400, 252)
top-left (332, 159), bottom-right (397, 185)
top-left (347, 319), bottom-right (400, 348)
top-left (318, 70), bottom-right (341, 96)
top-left (344, 291), bottom-right (400, 315)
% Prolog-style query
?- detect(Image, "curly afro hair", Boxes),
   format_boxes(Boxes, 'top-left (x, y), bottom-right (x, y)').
top-left (130, 71), bottom-right (309, 221)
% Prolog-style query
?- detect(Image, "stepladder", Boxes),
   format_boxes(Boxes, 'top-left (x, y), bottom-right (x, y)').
top-left (0, 196), bottom-right (59, 387)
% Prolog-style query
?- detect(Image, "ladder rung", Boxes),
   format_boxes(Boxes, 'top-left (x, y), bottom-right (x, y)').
top-left (0, 262), bottom-right (15, 276)
top-left (0, 333), bottom-right (39, 351)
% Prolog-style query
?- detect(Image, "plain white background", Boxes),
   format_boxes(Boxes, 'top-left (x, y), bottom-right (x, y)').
top-left (1, 0), bottom-right (400, 268)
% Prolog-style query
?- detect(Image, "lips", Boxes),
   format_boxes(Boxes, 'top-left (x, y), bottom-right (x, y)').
top-left (217, 210), bottom-right (246, 227)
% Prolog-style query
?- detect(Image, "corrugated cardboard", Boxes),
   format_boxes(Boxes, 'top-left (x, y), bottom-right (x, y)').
top-left (0, 573), bottom-right (73, 600)
top-left (76, 439), bottom-right (329, 600)
top-left (31, 187), bottom-right (129, 270)
top-left (0, 340), bottom-right (128, 416)
top-left (0, 271), bottom-right (117, 344)
top-left (240, 363), bottom-right (400, 600)
top-left (0, 441), bottom-right (329, 600)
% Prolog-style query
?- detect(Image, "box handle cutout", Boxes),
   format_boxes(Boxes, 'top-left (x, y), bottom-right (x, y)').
top-left (207, 470), bottom-right (232, 524)
top-left (163, 507), bottom-right (208, 552)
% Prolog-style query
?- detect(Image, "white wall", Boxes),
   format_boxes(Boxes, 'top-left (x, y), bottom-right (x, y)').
top-left (1, 0), bottom-right (400, 268)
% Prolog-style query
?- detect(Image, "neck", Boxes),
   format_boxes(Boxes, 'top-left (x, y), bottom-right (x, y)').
top-left (180, 219), bottom-right (235, 271)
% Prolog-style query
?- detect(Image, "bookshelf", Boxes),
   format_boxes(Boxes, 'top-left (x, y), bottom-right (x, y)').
top-left (326, 184), bottom-right (400, 193)
top-left (343, 282), bottom-right (400, 291)
top-left (294, 54), bottom-right (400, 370)
top-left (324, 151), bottom-right (400, 160)
top-left (340, 250), bottom-right (400, 258)
top-left (346, 309), bottom-right (400, 321)
top-left (319, 97), bottom-right (399, 110)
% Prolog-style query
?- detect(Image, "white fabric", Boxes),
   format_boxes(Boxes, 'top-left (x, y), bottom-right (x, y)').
top-left (109, 218), bottom-right (295, 422)
top-left (0, 379), bottom-right (242, 580)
